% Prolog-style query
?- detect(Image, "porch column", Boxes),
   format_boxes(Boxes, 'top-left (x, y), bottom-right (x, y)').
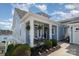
top-left (49, 24), bottom-right (52, 39)
top-left (57, 25), bottom-right (59, 41)
top-left (29, 20), bottom-right (34, 47)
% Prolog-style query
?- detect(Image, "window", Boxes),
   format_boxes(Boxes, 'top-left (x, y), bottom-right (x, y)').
top-left (34, 25), bottom-right (38, 38)
top-left (52, 27), bottom-right (55, 35)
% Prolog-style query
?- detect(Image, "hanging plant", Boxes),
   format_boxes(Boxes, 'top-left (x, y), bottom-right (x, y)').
top-left (26, 25), bottom-right (30, 31)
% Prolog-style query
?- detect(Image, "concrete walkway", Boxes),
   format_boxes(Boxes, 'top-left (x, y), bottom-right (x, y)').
top-left (48, 42), bottom-right (79, 56)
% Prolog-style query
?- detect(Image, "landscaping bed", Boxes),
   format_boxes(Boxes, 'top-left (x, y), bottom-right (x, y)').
top-left (31, 44), bottom-right (61, 56)
top-left (5, 39), bottom-right (61, 56)
top-left (31, 39), bottom-right (61, 56)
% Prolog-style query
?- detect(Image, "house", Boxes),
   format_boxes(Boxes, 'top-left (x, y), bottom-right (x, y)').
top-left (59, 17), bottom-right (79, 45)
top-left (0, 30), bottom-right (13, 43)
top-left (12, 8), bottom-right (59, 47)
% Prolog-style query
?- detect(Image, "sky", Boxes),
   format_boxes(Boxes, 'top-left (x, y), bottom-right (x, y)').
top-left (0, 3), bottom-right (79, 30)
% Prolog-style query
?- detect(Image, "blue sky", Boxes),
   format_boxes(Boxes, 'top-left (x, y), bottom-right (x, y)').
top-left (0, 3), bottom-right (79, 30)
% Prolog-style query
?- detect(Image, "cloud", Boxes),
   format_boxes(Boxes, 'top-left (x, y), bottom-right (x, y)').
top-left (11, 3), bottom-right (79, 21)
top-left (0, 22), bottom-right (10, 26)
top-left (0, 18), bottom-right (12, 30)
top-left (11, 3), bottom-right (48, 14)
top-left (70, 10), bottom-right (79, 14)
top-left (11, 3), bottom-right (33, 12)
top-left (35, 4), bottom-right (47, 11)
top-left (64, 4), bottom-right (79, 10)
top-left (50, 4), bottom-right (79, 21)
top-left (0, 4), bottom-right (13, 30)
top-left (50, 10), bottom-right (79, 20)
top-left (51, 11), bottom-right (71, 20)
top-left (34, 4), bottom-right (48, 14)
top-left (65, 4), bottom-right (76, 10)
top-left (70, 10), bottom-right (79, 17)
top-left (51, 11), bottom-right (66, 16)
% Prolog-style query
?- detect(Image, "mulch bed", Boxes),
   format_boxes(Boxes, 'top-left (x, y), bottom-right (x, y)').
top-left (39, 45), bottom-right (61, 56)
top-left (31, 45), bottom-right (61, 56)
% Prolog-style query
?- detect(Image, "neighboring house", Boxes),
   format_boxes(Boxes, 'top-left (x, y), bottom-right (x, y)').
top-left (59, 17), bottom-right (79, 45)
top-left (0, 30), bottom-right (13, 42)
top-left (12, 8), bottom-right (59, 47)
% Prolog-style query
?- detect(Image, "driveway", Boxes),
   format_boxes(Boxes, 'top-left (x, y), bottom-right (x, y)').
top-left (48, 42), bottom-right (79, 56)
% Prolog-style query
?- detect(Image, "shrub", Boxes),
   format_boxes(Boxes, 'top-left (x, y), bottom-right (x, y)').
top-left (31, 46), bottom-right (40, 56)
top-left (31, 45), bottom-right (46, 56)
top-left (51, 39), bottom-right (57, 47)
top-left (15, 44), bottom-right (22, 48)
top-left (11, 44), bottom-right (31, 56)
top-left (44, 40), bottom-right (52, 49)
top-left (5, 44), bottom-right (15, 56)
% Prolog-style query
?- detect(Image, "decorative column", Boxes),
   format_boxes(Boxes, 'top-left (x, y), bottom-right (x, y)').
top-left (29, 19), bottom-right (34, 47)
top-left (57, 25), bottom-right (59, 41)
top-left (49, 24), bottom-right (52, 39)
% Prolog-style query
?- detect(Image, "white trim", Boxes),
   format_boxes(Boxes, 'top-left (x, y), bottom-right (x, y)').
top-left (49, 24), bottom-right (52, 39)
top-left (29, 19), bottom-right (34, 47)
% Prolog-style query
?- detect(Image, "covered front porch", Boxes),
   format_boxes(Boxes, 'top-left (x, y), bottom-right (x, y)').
top-left (25, 19), bottom-right (58, 47)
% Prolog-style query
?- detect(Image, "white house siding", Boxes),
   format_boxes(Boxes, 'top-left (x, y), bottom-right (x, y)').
top-left (20, 15), bottom-right (58, 47)
top-left (20, 23), bottom-right (26, 44)
top-left (20, 17), bottom-right (32, 44)
top-left (13, 11), bottom-right (23, 44)
top-left (13, 8), bottom-right (59, 47)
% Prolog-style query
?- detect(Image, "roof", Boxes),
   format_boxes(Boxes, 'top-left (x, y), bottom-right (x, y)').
top-left (15, 8), bottom-right (27, 19)
top-left (36, 12), bottom-right (51, 18)
top-left (15, 8), bottom-right (50, 19)
top-left (59, 17), bottom-right (79, 24)
top-left (14, 8), bottom-right (58, 25)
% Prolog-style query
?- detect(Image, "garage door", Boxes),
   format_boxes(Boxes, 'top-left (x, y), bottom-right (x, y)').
top-left (73, 24), bottom-right (79, 44)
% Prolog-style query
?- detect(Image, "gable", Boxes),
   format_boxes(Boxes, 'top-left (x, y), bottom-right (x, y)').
top-left (15, 8), bottom-right (27, 19)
